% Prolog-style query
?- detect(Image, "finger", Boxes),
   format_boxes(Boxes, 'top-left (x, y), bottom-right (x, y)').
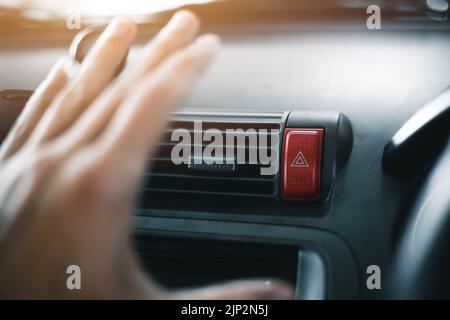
top-left (169, 280), bottom-right (294, 300)
top-left (27, 17), bottom-right (137, 146)
top-left (124, 10), bottom-right (201, 82)
top-left (54, 10), bottom-right (200, 150)
top-left (0, 58), bottom-right (70, 160)
top-left (96, 34), bottom-right (221, 183)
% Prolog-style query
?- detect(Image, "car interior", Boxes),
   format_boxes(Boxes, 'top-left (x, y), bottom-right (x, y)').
top-left (0, 0), bottom-right (449, 299)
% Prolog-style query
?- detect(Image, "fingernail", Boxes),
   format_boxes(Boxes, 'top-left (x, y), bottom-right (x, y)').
top-left (260, 280), bottom-right (294, 300)
top-left (47, 56), bottom-right (72, 80)
top-left (193, 34), bottom-right (222, 54)
top-left (104, 17), bottom-right (137, 39)
top-left (261, 288), bottom-right (294, 300)
top-left (163, 10), bottom-right (199, 34)
top-left (52, 56), bottom-right (72, 72)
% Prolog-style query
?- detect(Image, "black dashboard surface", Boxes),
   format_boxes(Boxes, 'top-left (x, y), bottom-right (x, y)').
top-left (1, 21), bottom-right (449, 298)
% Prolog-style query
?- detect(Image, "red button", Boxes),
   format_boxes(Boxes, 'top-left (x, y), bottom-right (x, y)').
top-left (282, 129), bottom-right (324, 200)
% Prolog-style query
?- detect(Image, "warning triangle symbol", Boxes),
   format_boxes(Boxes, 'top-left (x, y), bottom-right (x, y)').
top-left (291, 151), bottom-right (309, 167)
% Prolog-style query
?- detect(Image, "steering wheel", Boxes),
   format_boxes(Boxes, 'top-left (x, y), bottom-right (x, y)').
top-left (386, 87), bottom-right (450, 298)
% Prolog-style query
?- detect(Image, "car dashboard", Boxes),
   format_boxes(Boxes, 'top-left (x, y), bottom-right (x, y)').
top-left (1, 6), bottom-right (449, 299)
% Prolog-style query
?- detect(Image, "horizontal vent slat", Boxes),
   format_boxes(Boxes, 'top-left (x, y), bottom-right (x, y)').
top-left (148, 159), bottom-right (276, 179)
top-left (145, 175), bottom-right (276, 190)
top-left (156, 142), bottom-right (278, 149)
top-left (143, 188), bottom-right (276, 199)
top-left (164, 128), bottom-right (280, 134)
top-left (167, 120), bottom-right (281, 130)
top-left (152, 145), bottom-right (278, 160)
top-left (146, 172), bottom-right (276, 182)
top-left (144, 174), bottom-right (276, 195)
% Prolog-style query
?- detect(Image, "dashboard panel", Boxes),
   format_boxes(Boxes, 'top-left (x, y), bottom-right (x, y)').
top-left (1, 19), bottom-right (449, 299)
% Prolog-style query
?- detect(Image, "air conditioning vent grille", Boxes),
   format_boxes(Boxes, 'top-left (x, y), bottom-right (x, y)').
top-left (140, 112), bottom-right (285, 201)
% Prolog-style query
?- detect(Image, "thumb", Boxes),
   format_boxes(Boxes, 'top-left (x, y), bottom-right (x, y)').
top-left (167, 279), bottom-right (294, 300)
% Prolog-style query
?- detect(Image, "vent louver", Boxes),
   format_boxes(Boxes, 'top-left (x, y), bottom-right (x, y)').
top-left (141, 112), bottom-right (285, 201)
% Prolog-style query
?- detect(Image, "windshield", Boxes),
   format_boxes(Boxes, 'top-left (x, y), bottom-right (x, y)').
top-left (0, 0), bottom-right (440, 20)
top-left (0, 0), bottom-right (447, 28)
top-left (0, 0), bottom-right (218, 22)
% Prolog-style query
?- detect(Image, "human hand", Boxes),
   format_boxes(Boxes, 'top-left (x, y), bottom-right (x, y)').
top-left (0, 11), bottom-right (293, 299)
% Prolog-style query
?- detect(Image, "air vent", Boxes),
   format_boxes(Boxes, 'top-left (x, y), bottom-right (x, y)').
top-left (140, 112), bottom-right (285, 201)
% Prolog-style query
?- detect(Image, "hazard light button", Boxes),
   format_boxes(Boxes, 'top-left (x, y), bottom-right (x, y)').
top-left (282, 128), bottom-right (324, 200)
